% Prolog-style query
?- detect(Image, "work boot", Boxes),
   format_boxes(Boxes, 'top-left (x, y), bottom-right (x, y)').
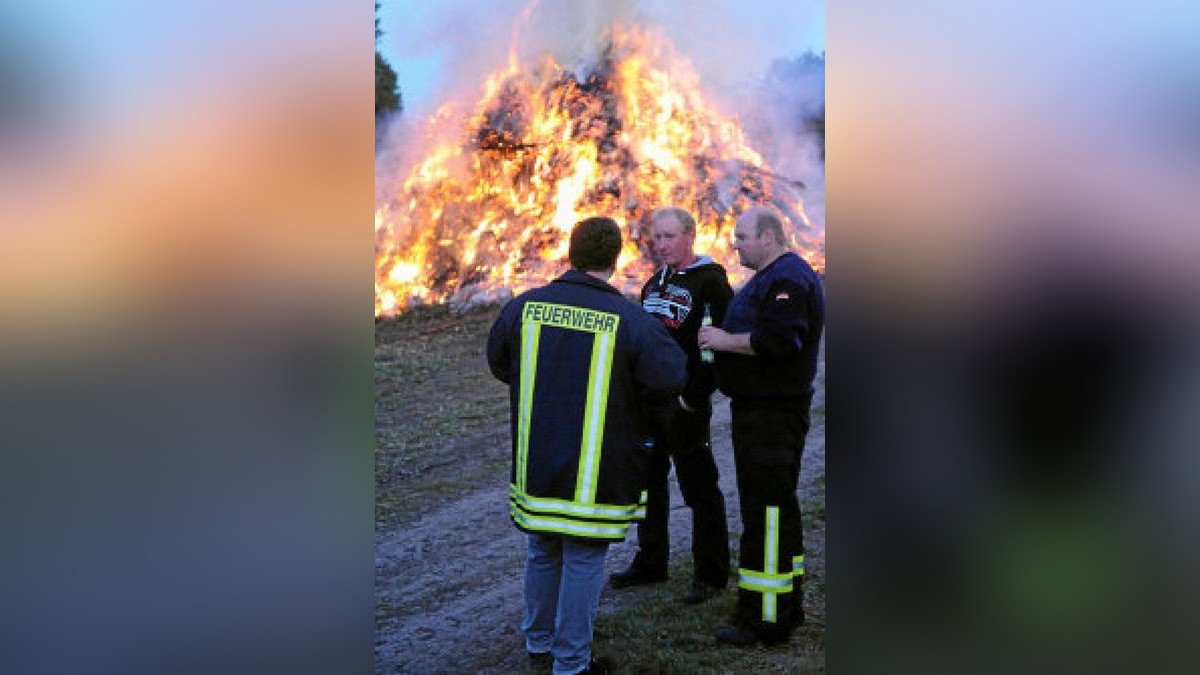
top-left (608, 564), bottom-right (667, 588)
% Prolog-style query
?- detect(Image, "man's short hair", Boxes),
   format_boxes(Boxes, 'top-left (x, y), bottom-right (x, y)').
top-left (569, 216), bottom-right (623, 271)
top-left (751, 208), bottom-right (788, 245)
top-left (652, 207), bottom-right (696, 234)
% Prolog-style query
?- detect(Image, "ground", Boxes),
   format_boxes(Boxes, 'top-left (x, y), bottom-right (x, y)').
top-left (375, 305), bottom-right (824, 673)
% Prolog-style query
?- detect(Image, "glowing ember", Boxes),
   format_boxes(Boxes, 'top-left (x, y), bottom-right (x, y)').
top-left (375, 22), bottom-right (823, 316)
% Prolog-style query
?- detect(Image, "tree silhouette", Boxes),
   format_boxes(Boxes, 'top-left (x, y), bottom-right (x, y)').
top-left (375, 2), bottom-right (402, 117)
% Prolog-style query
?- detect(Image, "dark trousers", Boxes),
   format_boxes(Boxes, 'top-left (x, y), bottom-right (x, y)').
top-left (631, 401), bottom-right (730, 588)
top-left (730, 397), bottom-right (810, 642)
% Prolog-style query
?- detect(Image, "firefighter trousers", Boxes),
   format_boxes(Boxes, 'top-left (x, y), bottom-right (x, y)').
top-left (730, 397), bottom-right (811, 643)
top-left (630, 400), bottom-right (730, 588)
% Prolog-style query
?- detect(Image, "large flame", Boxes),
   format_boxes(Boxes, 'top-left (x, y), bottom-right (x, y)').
top-left (375, 22), bottom-right (823, 316)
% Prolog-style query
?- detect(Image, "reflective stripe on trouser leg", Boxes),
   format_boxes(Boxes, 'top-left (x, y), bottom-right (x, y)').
top-left (764, 506), bottom-right (778, 622)
top-left (737, 506), bottom-right (793, 623)
top-left (793, 554), bottom-right (804, 577)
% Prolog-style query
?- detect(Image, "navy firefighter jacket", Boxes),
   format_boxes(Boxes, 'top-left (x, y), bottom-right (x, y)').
top-left (715, 252), bottom-right (825, 401)
top-left (487, 269), bottom-right (686, 542)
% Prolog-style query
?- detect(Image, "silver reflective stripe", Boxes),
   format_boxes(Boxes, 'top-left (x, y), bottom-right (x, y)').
top-left (738, 568), bottom-right (794, 593)
top-left (516, 301), bottom-right (619, 506)
top-left (511, 506), bottom-right (630, 539)
top-left (763, 506), bottom-right (780, 622)
top-left (516, 320), bottom-right (541, 492)
top-left (510, 485), bottom-right (641, 520)
top-left (736, 507), bottom-right (799, 620)
top-left (576, 329), bottom-right (615, 504)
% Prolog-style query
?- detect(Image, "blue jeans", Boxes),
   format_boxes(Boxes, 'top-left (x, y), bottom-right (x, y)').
top-left (522, 533), bottom-right (609, 675)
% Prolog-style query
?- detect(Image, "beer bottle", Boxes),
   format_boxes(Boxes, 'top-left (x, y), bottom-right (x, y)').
top-left (699, 303), bottom-right (714, 363)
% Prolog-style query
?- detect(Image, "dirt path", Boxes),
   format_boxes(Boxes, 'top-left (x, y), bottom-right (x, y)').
top-left (375, 365), bottom-right (824, 674)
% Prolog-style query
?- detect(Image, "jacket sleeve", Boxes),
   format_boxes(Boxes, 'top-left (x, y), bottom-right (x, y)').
top-left (748, 277), bottom-right (810, 359)
top-left (632, 313), bottom-right (687, 395)
top-left (710, 267), bottom-right (735, 326)
top-left (681, 268), bottom-right (735, 409)
top-left (486, 300), bottom-right (519, 383)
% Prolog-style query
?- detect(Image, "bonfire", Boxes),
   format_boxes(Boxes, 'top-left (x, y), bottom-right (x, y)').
top-left (375, 22), bottom-right (822, 316)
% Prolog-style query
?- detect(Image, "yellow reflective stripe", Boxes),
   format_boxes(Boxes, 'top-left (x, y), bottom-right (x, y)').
top-left (739, 581), bottom-right (793, 594)
top-left (764, 506), bottom-right (780, 622)
top-left (739, 568), bottom-right (794, 583)
top-left (517, 301), bottom-right (621, 506)
top-left (738, 568), bottom-right (794, 592)
top-left (510, 485), bottom-right (642, 520)
top-left (516, 320), bottom-right (541, 492)
top-left (510, 504), bottom-right (631, 539)
top-left (576, 328), bottom-right (617, 504)
top-left (739, 510), bottom-right (801, 623)
top-left (765, 507), bottom-right (779, 573)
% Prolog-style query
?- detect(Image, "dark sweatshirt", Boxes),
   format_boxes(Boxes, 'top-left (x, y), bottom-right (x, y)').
top-left (640, 255), bottom-right (734, 410)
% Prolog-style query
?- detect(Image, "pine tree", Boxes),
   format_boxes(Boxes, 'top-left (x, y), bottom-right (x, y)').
top-left (375, 2), bottom-right (402, 117)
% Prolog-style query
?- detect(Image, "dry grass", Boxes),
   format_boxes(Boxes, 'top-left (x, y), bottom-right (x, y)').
top-left (374, 304), bottom-right (509, 524)
top-left (594, 490), bottom-right (826, 674)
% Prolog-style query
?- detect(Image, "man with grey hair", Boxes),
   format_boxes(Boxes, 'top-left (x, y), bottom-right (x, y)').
top-left (609, 207), bottom-right (733, 604)
top-left (698, 205), bottom-right (824, 646)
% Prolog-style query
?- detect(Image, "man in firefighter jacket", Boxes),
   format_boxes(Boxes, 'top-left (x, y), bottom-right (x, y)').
top-left (609, 207), bottom-right (734, 604)
top-left (698, 205), bottom-right (825, 646)
top-left (487, 216), bottom-right (686, 674)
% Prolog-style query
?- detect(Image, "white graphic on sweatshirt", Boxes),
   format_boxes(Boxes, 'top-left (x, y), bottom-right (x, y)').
top-left (642, 283), bottom-right (693, 329)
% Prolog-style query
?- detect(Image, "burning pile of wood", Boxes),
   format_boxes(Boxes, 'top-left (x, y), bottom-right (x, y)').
top-left (375, 24), bottom-right (822, 316)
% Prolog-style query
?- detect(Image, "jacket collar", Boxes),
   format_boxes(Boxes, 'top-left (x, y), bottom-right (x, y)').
top-left (553, 268), bottom-right (623, 295)
top-left (656, 254), bottom-right (715, 284)
top-left (758, 251), bottom-right (797, 275)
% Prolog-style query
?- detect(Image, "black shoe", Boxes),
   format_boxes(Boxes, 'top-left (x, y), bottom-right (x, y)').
top-left (714, 625), bottom-right (759, 646)
top-left (579, 655), bottom-right (613, 674)
top-left (609, 565), bottom-right (667, 588)
top-left (681, 582), bottom-right (722, 604)
top-left (527, 650), bottom-right (552, 669)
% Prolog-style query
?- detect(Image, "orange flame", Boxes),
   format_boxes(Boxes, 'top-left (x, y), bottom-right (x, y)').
top-left (375, 23), bottom-right (823, 316)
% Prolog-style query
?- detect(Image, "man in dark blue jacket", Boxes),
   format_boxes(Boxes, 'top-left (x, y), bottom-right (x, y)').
top-left (698, 205), bottom-right (825, 647)
top-left (488, 216), bottom-right (686, 675)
